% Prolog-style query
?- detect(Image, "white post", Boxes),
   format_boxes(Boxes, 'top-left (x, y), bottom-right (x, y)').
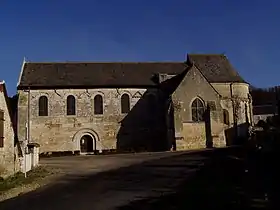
top-left (27, 87), bottom-right (31, 143)
top-left (24, 142), bottom-right (27, 178)
top-left (24, 109), bottom-right (28, 178)
top-left (24, 87), bottom-right (31, 178)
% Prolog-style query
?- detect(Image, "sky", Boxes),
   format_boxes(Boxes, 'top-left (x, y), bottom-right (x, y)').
top-left (0, 0), bottom-right (280, 95)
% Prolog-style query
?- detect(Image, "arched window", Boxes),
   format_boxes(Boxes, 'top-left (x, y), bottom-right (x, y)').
top-left (191, 98), bottom-right (204, 122)
top-left (121, 94), bottom-right (130, 114)
top-left (94, 94), bottom-right (103, 115)
top-left (39, 96), bottom-right (48, 116)
top-left (223, 109), bottom-right (230, 125)
top-left (67, 95), bottom-right (76, 115)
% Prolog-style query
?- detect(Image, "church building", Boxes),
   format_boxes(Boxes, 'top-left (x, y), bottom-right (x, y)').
top-left (16, 54), bottom-right (252, 155)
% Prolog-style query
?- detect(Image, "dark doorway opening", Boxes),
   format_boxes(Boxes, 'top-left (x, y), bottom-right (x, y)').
top-left (80, 135), bottom-right (95, 153)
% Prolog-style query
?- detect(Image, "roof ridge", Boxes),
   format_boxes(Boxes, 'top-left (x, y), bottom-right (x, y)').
top-left (19, 54), bottom-right (247, 88)
top-left (188, 53), bottom-right (225, 56)
top-left (24, 61), bottom-right (184, 64)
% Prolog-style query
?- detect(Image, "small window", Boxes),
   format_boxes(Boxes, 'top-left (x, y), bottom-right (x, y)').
top-left (0, 110), bottom-right (4, 147)
top-left (223, 109), bottom-right (230, 125)
top-left (39, 96), bottom-right (48, 116)
top-left (121, 94), bottom-right (130, 114)
top-left (94, 95), bottom-right (103, 115)
top-left (67, 95), bottom-right (76, 115)
top-left (191, 98), bottom-right (204, 122)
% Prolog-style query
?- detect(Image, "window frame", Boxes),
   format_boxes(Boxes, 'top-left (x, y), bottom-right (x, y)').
top-left (121, 93), bottom-right (130, 114)
top-left (38, 95), bottom-right (48, 116)
top-left (93, 94), bottom-right (104, 115)
top-left (66, 95), bottom-right (76, 116)
top-left (191, 98), bottom-right (205, 122)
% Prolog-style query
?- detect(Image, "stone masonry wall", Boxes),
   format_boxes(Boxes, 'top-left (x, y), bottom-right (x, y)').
top-left (171, 67), bottom-right (251, 150)
top-left (0, 88), bottom-right (18, 177)
top-left (172, 66), bottom-right (224, 150)
top-left (17, 87), bottom-right (166, 154)
top-left (212, 83), bottom-right (252, 122)
top-left (213, 83), bottom-right (252, 144)
top-left (17, 79), bottom-right (252, 154)
top-left (213, 83), bottom-right (252, 132)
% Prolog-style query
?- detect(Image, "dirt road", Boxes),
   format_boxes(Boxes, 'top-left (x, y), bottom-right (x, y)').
top-left (0, 151), bottom-right (209, 210)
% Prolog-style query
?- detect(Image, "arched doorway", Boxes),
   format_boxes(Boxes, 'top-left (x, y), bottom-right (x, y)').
top-left (80, 135), bottom-right (95, 153)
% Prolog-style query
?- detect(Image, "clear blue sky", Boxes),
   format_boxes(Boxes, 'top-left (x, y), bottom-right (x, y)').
top-left (1, 0), bottom-right (279, 95)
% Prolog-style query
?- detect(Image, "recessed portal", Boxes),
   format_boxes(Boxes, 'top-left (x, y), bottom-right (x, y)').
top-left (80, 135), bottom-right (95, 153)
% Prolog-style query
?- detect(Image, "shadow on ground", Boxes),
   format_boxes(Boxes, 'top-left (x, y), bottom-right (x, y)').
top-left (1, 147), bottom-right (277, 210)
top-left (117, 148), bottom-right (278, 210)
top-left (0, 150), bottom-right (211, 210)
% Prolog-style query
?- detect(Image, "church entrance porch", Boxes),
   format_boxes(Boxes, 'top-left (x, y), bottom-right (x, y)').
top-left (72, 129), bottom-right (103, 155)
top-left (80, 135), bottom-right (95, 154)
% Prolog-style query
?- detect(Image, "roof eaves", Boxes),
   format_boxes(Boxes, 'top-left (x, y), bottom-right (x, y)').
top-left (17, 58), bottom-right (27, 87)
top-left (19, 61), bottom-right (184, 64)
top-left (191, 65), bottom-right (222, 98)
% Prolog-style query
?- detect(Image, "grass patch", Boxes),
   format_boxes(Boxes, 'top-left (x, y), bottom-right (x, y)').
top-left (0, 166), bottom-right (53, 193)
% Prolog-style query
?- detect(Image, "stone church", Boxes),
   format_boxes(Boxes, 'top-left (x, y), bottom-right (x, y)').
top-left (16, 54), bottom-right (252, 155)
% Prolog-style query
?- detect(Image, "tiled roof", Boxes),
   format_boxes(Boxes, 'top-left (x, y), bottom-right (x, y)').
top-left (18, 62), bottom-right (187, 88)
top-left (187, 54), bottom-right (246, 83)
top-left (17, 54), bottom-right (246, 89)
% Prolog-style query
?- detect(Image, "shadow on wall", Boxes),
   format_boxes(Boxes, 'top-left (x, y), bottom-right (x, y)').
top-left (224, 122), bottom-right (250, 146)
top-left (116, 91), bottom-right (250, 153)
top-left (204, 104), bottom-right (250, 148)
top-left (204, 105), bottom-right (213, 148)
top-left (116, 88), bottom-right (173, 153)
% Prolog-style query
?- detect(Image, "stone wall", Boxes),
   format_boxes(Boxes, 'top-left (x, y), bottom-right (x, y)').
top-left (17, 87), bottom-right (168, 154)
top-left (0, 86), bottom-right (19, 177)
top-left (212, 83), bottom-right (250, 98)
top-left (172, 66), bottom-right (222, 124)
top-left (171, 66), bottom-right (225, 150)
top-left (171, 67), bottom-right (251, 150)
top-left (212, 83), bottom-right (252, 123)
top-left (17, 72), bottom-right (252, 154)
top-left (213, 83), bottom-right (252, 139)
